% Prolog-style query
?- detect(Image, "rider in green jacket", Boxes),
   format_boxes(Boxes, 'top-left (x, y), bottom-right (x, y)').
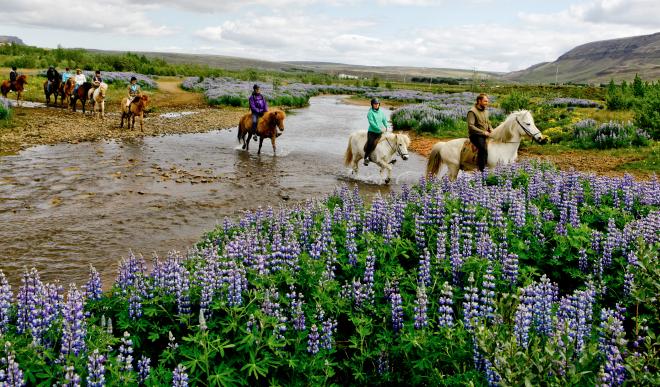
top-left (363, 98), bottom-right (388, 166)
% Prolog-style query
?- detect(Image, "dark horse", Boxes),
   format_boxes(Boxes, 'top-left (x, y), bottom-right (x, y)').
top-left (237, 109), bottom-right (286, 155)
top-left (43, 77), bottom-right (62, 106)
top-left (71, 82), bottom-right (93, 113)
top-left (1, 74), bottom-right (28, 105)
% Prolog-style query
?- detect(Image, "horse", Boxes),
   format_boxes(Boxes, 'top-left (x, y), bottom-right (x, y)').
top-left (71, 82), bottom-right (93, 113)
top-left (120, 95), bottom-right (149, 130)
top-left (344, 131), bottom-right (411, 184)
top-left (60, 78), bottom-right (76, 108)
top-left (43, 77), bottom-right (62, 106)
top-left (88, 82), bottom-right (108, 119)
top-left (237, 109), bottom-right (286, 155)
top-left (426, 110), bottom-right (548, 180)
top-left (1, 74), bottom-right (28, 105)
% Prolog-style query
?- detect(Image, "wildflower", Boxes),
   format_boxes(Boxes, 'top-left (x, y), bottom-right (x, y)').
top-left (172, 364), bottom-right (189, 387)
top-left (86, 349), bottom-right (106, 387)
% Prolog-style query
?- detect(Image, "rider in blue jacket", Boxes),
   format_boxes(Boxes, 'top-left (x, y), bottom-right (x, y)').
top-left (248, 84), bottom-right (268, 140)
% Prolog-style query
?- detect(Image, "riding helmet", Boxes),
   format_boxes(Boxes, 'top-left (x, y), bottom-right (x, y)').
top-left (371, 98), bottom-right (380, 105)
top-left (130, 76), bottom-right (137, 81)
top-left (253, 84), bottom-right (260, 91)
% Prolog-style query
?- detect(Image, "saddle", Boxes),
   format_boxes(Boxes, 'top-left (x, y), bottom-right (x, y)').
top-left (460, 139), bottom-right (480, 170)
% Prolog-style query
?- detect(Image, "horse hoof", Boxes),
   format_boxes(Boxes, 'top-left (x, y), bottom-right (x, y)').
top-left (384, 178), bottom-right (391, 184)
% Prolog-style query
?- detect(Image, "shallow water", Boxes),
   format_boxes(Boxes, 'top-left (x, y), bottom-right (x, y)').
top-left (0, 95), bottom-right (426, 287)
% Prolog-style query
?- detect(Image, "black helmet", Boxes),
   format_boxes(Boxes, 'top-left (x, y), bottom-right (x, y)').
top-left (11, 66), bottom-right (17, 71)
top-left (253, 84), bottom-right (260, 91)
top-left (371, 98), bottom-right (380, 105)
top-left (130, 76), bottom-right (137, 81)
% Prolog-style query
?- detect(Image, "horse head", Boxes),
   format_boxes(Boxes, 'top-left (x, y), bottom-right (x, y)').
top-left (17, 74), bottom-right (27, 85)
top-left (395, 133), bottom-right (411, 160)
top-left (269, 110), bottom-right (286, 134)
top-left (511, 110), bottom-right (547, 144)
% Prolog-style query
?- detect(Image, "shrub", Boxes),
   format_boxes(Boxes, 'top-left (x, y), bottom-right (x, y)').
top-left (499, 91), bottom-right (530, 113)
top-left (634, 86), bottom-right (660, 140)
top-left (606, 92), bottom-right (635, 110)
top-left (0, 99), bottom-right (11, 121)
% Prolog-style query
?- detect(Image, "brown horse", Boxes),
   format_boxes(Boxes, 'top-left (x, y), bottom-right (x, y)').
top-left (60, 78), bottom-right (76, 108)
top-left (43, 77), bottom-right (62, 106)
top-left (237, 109), bottom-right (286, 155)
top-left (120, 95), bottom-right (149, 130)
top-left (1, 74), bottom-right (28, 105)
top-left (71, 82), bottom-right (93, 113)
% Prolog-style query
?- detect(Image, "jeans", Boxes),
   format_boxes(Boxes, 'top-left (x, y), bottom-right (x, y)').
top-left (469, 134), bottom-right (488, 171)
top-left (364, 131), bottom-right (382, 161)
top-left (251, 112), bottom-right (264, 136)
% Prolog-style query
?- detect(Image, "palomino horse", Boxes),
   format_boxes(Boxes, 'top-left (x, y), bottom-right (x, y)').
top-left (60, 78), bottom-right (76, 108)
top-left (1, 74), bottom-right (28, 105)
top-left (88, 82), bottom-right (108, 119)
top-left (120, 95), bottom-right (149, 130)
top-left (237, 109), bottom-right (286, 155)
top-left (43, 77), bottom-right (62, 106)
top-left (344, 131), bottom-right (411, 184)
top-left (71, 82), bottom-right (93, 113)
top-left (426, 110), bottom-right (548, 180)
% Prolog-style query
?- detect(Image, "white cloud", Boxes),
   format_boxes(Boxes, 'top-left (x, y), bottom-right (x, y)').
top-left (0, 0), bottom-right (175, 37)
top-left (576, 0), bottom-right (660, 28)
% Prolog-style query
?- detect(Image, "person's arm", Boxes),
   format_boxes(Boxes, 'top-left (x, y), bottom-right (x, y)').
top-left (249, 95), bottom-right (257, 113)
top-left (467, 111), bottom-right (488, 136)
top-left (381, 112), bottom-right (389, 131)
top-left (263, 97), bottom-right (269, 112)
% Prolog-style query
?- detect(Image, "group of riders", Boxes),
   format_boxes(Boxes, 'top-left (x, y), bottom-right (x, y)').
top-left (9, 66), bottom-right (143, 107)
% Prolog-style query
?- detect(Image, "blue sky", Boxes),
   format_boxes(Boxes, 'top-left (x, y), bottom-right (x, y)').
top-left (1, 0), bottom-right (658, 72)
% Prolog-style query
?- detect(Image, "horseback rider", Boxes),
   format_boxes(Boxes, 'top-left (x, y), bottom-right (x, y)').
top-left (126, 76), bottom-right (142, 107)
top-left (9, 66), bottom-right (17, 89)
top-left (61, 67), bottom-right (72, 84)
top-left (467, 93), bottom-right (493, 171)
top-left (46, 66), bottom-right (59, 93)
top-left (363, 98), bottom-right (388, 166)
top-left (249, 84), bottom-right (268, 140)
top-left (92, 70), bottom-right (102, 87)
top-left (73, 69), bottom-right (86, 94)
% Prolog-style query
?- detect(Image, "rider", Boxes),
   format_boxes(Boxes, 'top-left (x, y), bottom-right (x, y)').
top-left (61, 67), bottom-right (72, 84)
top-left (9, 66), bottom-right (17, 88)
top-left (467, 93), bottom-right (493, 171)
top-left (73, 69), bottom-right (86, 93)
top-left (363, 98), bottom-right (388, 166)
top-left (249, 84), bottom-right (268, 140)
top-left (92, 70), bottom-right (102, 87)
top-left (46, 66), bottom-right (59, 93)
top-left (126, 76), bottom-right (142, 107)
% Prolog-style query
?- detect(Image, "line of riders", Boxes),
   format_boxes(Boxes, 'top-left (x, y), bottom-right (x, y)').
top-left (7, 66), bottom-right (143, 111)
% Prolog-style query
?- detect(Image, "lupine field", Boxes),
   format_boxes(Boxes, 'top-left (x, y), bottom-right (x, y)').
top-left (0, 162), bottom-right (658, 385)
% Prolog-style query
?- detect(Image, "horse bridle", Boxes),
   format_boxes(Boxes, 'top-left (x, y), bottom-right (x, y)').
top-left (515, 116), bottom-right (543, 143)
top-left (385, 136), bottom-right (408, 158)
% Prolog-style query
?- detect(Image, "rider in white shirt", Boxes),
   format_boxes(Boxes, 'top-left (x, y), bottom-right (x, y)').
top-left (74, 69), bottom-right (86, 93)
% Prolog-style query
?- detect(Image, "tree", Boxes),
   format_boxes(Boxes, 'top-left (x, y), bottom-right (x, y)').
top-left (632, 74), bottom-right (645, 97)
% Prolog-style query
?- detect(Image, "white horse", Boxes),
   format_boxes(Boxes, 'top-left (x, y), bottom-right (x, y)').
top-left (88, 82), bottom-right (108, 119)
top-left (426, 110), bottom-right (547, 180)
top-left (344, 132), bottom-right (411, 184)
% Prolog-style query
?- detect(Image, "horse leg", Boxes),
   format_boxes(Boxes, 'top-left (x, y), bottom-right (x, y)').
top-left (271, 134), bottom-right (276, 155)
top-left (447, 164), bottom-right (459, 181)
top-left (139, 114), bottom-right (143, 131)
top-left (258, 137), bottom-right (264, 155)
top-left (120, 113), bottom-right (125, 129)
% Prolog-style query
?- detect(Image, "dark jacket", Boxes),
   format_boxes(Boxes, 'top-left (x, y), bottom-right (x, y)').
top-left (9, 70), bottom-right (17, 82)
top-left (47, 68), bottom-right (58, 82)
top-left (249, 93), bottom-right (268, 115)
top-left (467, 105), bottom-right (493, 136)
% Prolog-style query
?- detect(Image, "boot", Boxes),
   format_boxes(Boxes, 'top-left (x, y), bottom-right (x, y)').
top-left (363, 154), bottom-right (370, 166)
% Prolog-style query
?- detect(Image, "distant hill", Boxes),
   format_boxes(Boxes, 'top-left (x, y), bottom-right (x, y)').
top-left (504, 32), bottom-right (660, 84)
top-left (0, 36), bottom-right (24, 45)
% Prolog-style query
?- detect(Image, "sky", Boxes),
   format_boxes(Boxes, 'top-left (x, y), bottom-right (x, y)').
top-left (1, 0), bottom-right (658, 72)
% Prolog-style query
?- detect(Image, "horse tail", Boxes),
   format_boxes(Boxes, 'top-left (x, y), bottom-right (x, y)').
top-left (426, 145), bottom-right (442, 176)
top-left (344, 137), bottom-right (354, 167)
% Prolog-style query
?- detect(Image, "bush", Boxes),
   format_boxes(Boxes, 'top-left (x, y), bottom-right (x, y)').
top-left (634, 86), bottom-right (660, 140)
top-left (0, 99), bottom-right (11, 121)
top-left (499, 91), bottom-right (529, 113)
top-left (606, 92), bottom-right (635, 110)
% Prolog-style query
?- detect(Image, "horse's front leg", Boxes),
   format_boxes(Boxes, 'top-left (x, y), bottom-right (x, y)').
top-left (258, 137), bottom-right (264, 155)
top-left (271, 134), bottom-right (276, 155)
top-left (139, 113), bottom-right (144, 131)
top-left (376, 160), bottom-right (393, 184)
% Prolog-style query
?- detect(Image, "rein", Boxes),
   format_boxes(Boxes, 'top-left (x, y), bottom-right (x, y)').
top-left (384, 135), bottom-right (407, 157)
top-left (515, 116), bottom-right (541, 143)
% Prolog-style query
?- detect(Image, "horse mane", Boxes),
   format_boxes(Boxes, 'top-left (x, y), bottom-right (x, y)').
top-left (490, 110), bottom-right (528, 143)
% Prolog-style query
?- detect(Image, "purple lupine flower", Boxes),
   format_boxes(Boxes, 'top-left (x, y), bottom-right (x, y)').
top-left (172, 364), bottom-right (189, 387)
top-left (436, 230), bottom-right (447, 263)
top-left (176, 267), bottom-right (191, 315)
top-left (376, 352), bottom-right (391, 375)
top-left (60, 284), bottom-right (87, 358)
top-left (128, 281), bottom-right (143, 319)
top-left (514, 301), bottom-right (532, 349)
top-left (320, 316), bottom-right (338, 350)
top-left (417, 249), bottom-right (431, 287)
top-left (86, 349), bottom-right (106, 387)
top-left (463, 273), bottom-right (480, 332)
top-left (480, 265), bottom-right (496, 322)
top-left (624, 266), bottom-right (635, 296)
top-left (598, 306), bottom-right (626, 386)
top-left (321, 241), bottom-right (338, 282)
top-left (85, 265), bottom-right (103, 301)
top-left (345, 219), bottom-right (358, 266)
top-left (414, 284), bottom-right (429, 330)
top-left (502, 252), bottom-right (519, 286)
top-left (390, 289), bottom-right (404, 333)
top-left (310, 209), bottom-right (333, 260)
top-left (137, 355), bottom-right (151, 384)
top-left (483, 358), bottom-right (501, 387)
top-left (116, 251), bottom-right (147, 294)
top-left (117, 332), bottom-right (134, 381)
top-left (63, 365), bottom-right (81, 387)
top-left (510, 195), bottom-right (526, 230)
top-left (1, 342), bottom-right (25, 387)
top-left (437, 281), bottom-right (454, 328)
top-left (414, 214), bottom-right (426, 249)
top-left (578, 249), bottom-right (589, 273)
top-left (226, 261), bottom-right (247, 307)
top-left (362, 249), bottom-right (376, 305)
top-left (307, 324), bottom-right (320, 354)
top-left (449, 214), bottom-right (463, 284)
top-left (0, 271), bottom-right (12, 333)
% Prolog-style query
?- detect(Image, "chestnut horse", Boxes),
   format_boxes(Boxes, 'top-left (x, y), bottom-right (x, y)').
top-left (71, 82), bottom-right (93, 113)
top-left (60, 78), bottom-right (76, 108)
top-left (237, 109), bottom-right (286, 155)
top-left (120, 95), bottom-right (149, 130)
top-left (43, 77), bottom-right (62, 106)
top-left (1, 74), bottom-right (28, 105)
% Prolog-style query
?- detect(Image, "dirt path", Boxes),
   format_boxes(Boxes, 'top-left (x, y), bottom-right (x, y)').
top-left (0, 78), bottom-right (245, 155)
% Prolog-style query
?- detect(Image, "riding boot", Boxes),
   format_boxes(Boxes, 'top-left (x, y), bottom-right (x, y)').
top-left (363, 154), bottom-right (370, 166)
